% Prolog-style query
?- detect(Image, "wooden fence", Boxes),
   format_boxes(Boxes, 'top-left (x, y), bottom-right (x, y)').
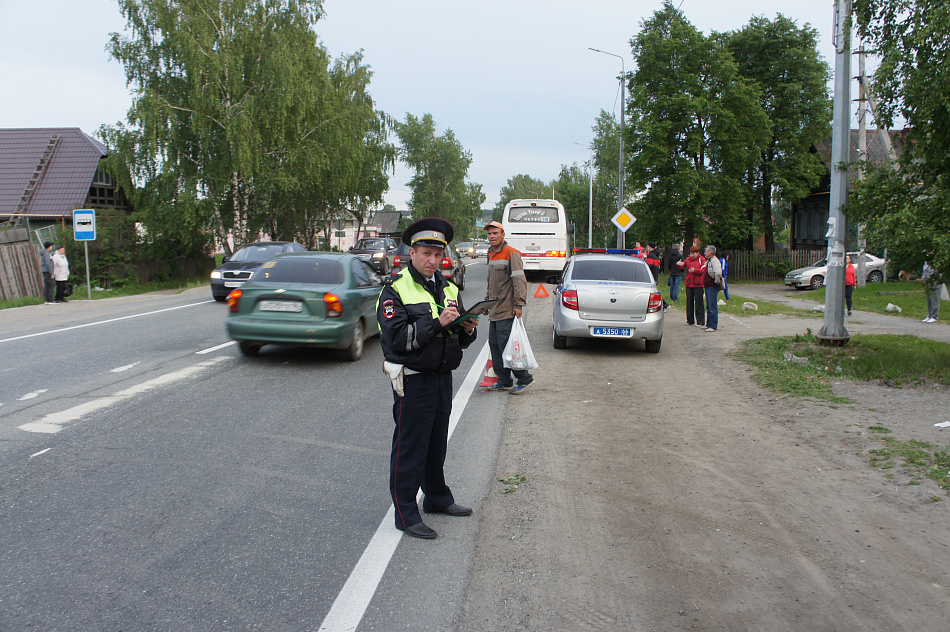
top-left (725, 249), bottom-right (826, 282)
top-left (0, 242), bottom-right (43, 300)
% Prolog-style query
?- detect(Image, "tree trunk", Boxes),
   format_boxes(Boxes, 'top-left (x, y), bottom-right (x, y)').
top-left (762, 162), bottom-right (775, 251)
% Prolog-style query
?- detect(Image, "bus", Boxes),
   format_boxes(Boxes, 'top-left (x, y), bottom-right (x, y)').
top-left (501, 199), bottom-right (570, 274)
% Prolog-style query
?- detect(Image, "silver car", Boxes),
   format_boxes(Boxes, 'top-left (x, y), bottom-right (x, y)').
top-left (785, 252), bottom-right (886, 290)
top-left (547, 253), bottom-right (664, 353)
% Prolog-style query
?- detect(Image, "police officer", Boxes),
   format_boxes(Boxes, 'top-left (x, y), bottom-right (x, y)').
top-left (377, 218), bottom-right (478, 539)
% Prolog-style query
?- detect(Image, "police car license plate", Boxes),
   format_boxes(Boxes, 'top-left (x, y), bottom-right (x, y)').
top-left (592, 327), bottom-right (632, 337)
top-left (259, 300), bottom-right (302, 313)
top-left (224, 281), bottom-right (244, 288)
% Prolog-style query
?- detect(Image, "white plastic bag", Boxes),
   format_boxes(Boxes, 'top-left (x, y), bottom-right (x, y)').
top-left (503, 317), bottom-right (539, 370)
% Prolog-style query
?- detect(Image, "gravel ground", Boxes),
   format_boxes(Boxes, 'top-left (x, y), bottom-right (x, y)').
top-left (456, 287), bottom-right (950, 632)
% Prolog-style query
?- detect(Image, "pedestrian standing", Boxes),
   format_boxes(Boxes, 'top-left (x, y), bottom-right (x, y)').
top-left (702, 245), bottom-right (723, 332)
top-left (52, 246), bottom-right (70, 303)
top-left (40, 241), bottom-right (55, 304)
top-left (922, 261), bottom-right (943, 323)
top-left (667, 245), bottom-right (683, 302)
top-left (377, 218), bottom-right (478, 539)
top-left (844, 254), bottom-right (856, 316)
top-left (720, 253), bottom-right (730, 300)
top-left (677, 246), bottom-right (706, 327)
top-left (484, 220), bottom-right (533, 394)
top-left (644, 242), bottom-right (661, 282)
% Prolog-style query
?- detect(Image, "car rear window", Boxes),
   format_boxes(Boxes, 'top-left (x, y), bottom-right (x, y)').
top-left (571, 258), bottom-right (652, 283)
top-left (253, 258), bottom-right (345, 284)
top-left (230, 244), bottom-right (288, 262)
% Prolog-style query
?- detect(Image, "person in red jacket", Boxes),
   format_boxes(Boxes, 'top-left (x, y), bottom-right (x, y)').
top-left (676, 246), bottom-right (706, 327)
top-left (845, 254), bottom-right (856, 316)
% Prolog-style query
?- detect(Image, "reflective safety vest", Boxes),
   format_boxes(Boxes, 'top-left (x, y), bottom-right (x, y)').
top-left (377, 267), bottom-right (461, 332)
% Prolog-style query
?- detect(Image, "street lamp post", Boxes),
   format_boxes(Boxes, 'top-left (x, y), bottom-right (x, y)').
top-left (589, 47), bottom-right (625, 249)
top-left (574, 141), bottom-right (594, 249)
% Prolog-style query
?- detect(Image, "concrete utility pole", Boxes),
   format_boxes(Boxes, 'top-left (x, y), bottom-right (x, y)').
top-left (818, 0), bottom-right (852, 346)
top-left (856, 41), bottom-right (868, 288)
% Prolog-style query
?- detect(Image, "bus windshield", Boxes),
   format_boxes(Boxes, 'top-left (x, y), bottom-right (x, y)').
top-left (507, 206), bottom-right (559, 223)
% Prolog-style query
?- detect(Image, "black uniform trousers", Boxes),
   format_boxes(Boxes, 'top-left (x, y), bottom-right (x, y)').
top-left (390, 371), bottom-right (455, 529)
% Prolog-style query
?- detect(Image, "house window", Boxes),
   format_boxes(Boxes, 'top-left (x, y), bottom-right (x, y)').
top-left (92, 169), bottom-right (113, 186)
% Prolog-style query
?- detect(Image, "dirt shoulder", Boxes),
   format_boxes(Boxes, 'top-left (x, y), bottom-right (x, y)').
top-left (457, 291), bottom-right (950, 631)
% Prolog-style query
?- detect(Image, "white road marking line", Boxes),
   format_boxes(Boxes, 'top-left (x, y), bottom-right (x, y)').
top-left (18, 389), bottom-right (49, 401)
top-left (318, 342), bottom-right (490, 632)
top-left (0, 301), bottom-right (215, 344)
top-left (18, 356), bottom-right (230, 434)
top-left (29, 448), bottom-right (52, 459)
top-left (196, 341), bottom-right (237, 355)
top-left (110, 362), bottom-right (140, 373)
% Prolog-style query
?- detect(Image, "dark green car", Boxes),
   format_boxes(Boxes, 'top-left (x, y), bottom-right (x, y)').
top-left (226, 252), bottom-right (384, 360)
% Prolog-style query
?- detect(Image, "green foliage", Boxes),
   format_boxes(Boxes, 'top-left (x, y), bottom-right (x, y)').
top-left (106, 0), bottom-right (394, 254)
top-left (625, 1), bottom-right (770, 250)
top-left (849, 0), bottom-right (950, 277)
top-left (812, 280), bottom-right (932, 321)
top-left (395, 113), bottom-right (484, 233)
top-left (499, 474), bottom-right (528, 494)
top-left (868, 435), bottom-right (950, 493)
top-left (724, 15), bottom-right (832, 251)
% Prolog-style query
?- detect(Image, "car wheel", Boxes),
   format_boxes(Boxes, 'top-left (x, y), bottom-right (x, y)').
top-left (810, 275), bottom-right (824, 290)
top-left (239, 342), bottom-right (260, 356)
top-left (344, 319), bottom-right (365, 361)
top-left (552, 326), bottom-right (567, 349)
top-left (644, 337), bottom-right (662, 354)
top-left (868, 270), bottom-right (883, 283)
top-left (456, 270), bottom-right (465, 290)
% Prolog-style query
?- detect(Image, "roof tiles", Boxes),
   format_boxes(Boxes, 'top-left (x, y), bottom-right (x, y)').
top-left (0, 128), bottom-right (108, 219)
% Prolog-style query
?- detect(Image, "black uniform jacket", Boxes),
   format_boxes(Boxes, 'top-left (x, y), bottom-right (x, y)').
top-left (377, 262), bottom-right (477, 374)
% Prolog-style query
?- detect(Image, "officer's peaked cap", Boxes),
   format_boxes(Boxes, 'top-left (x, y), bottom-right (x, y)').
top-left (402, 217), bottom-right (454, 248)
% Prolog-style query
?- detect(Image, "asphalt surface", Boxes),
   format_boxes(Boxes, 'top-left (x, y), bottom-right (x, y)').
top-left (0, 263), bottom-right (505, 632)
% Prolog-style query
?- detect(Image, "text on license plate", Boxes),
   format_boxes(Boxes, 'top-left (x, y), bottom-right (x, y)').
top-left (259, 300), bottom-right (303, 313)
top-left (592, 327), bottom-right (632, 337)
top-left (224, 281), bottom-right (244, 288)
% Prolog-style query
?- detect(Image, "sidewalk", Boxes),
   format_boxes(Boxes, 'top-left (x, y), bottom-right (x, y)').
top-left (729, 282), bottom-right (950, 343)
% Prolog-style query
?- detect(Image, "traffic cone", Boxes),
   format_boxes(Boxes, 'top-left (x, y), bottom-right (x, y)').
top-left (478, 359), bottom-right (498, 387)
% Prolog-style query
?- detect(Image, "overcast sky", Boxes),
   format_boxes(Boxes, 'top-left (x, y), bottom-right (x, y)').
top-left (1, 0), bottom-right (863, 210)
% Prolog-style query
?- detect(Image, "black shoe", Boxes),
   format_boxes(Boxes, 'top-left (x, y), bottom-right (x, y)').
top-left (424, 503), bottom-right (473, 517)
top-left (397, 522), bottom-right (437, 539)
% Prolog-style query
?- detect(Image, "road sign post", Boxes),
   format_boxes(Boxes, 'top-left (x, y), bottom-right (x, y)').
top-left (72, 209), bottom-right (96, 300)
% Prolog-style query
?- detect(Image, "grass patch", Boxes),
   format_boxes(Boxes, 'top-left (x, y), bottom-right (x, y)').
top-left (812, 280), bottom-right (932, 321)
top-left (867, 428), bottom-right (950, 493)
top-left (733, 331), bottom-right (950, 402)
top-left (0, 276), bottom-right (211, 310)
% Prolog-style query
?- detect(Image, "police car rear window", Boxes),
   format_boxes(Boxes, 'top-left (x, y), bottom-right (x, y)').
top-left (252, 258), bottom-right (345, 285)
top-left (572, 259), bottom-right (651, 283)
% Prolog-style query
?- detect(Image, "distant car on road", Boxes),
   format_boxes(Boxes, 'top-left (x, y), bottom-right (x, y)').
top-left (211, 241), bottom-right (307, 301)
top-left (547, 252), bottom-right (664, 353)
top-left (225, 252), bottom-right (383, 360)
top-left (474, 242), bottom-right (490, 258)
top-left (784, 252), bottom-right (886, 290)
top-left (457, 242), bottom-right (474, 258)
top-left (389, 242), bottom-right (466, 289)
top-left (349, 236), bottom-right (398, 274)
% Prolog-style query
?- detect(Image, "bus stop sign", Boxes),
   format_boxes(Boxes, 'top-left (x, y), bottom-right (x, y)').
top-left (73, 209), bottom-right (96, 241)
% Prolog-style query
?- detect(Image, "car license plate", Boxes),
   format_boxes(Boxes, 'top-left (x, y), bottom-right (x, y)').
top-left (224, 281), bottom-right (244, 288)
top-left (259, 300), bottom-right (303, 313)
top-left (592, 327), bottom-right (632, 337)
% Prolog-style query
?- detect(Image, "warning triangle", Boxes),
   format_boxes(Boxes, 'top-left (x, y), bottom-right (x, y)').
top-left (534, 284), bottom-right (549, 298)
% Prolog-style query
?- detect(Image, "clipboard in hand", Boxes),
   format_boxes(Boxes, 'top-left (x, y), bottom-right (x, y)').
top-left (438, 299), bottom-right (498, 333)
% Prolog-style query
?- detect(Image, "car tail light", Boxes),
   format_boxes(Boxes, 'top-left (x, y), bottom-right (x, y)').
top-left (647, 292), bottom-right (663, 313)
top-left (561, 289), bottom-right (579, 310)
top-left (227, 289), bottom-right (242, 313)
top-left (442, 256), bottom-right (451, 269)
top-left (393, 254), bottom-right (402, 266)
top-left (325, 292), bottom-right (343, 318)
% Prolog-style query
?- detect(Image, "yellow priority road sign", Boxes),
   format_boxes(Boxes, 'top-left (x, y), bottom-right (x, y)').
top-left (611, 207), bottom-right (636, 233)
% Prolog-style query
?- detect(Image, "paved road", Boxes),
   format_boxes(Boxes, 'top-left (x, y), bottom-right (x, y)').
top-left (0, 260), bottom-right (504, 631)
top-left (730, 282), bottom-right (950, 343)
